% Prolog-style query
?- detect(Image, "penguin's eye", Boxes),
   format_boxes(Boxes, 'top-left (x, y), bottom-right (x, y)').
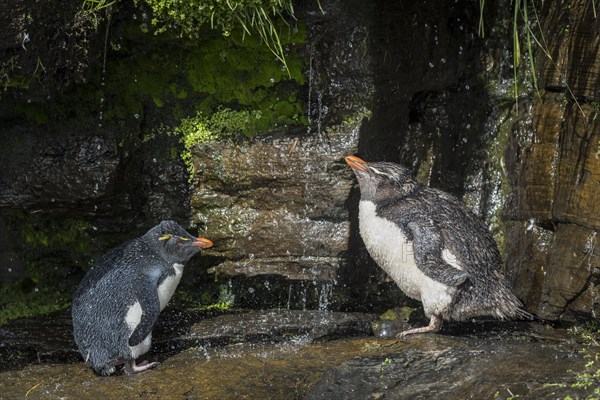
top-left (177, 242), bottom-right (183, 247)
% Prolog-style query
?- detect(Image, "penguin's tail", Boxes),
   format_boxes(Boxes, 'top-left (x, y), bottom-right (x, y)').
top-left (87, 352), bottom-right (118, 376)
top-left (95, 363), bottom-right (117, 376)
top-left (515, 307), bottom-right (546, 322)
top-left (515, 307), bottom-right (535, 320)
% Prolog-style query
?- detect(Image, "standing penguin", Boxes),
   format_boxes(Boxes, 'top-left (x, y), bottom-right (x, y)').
top-left (345, 156), bottom-right (530, 337)
top-left (72, 220), bottom-right (213, 375)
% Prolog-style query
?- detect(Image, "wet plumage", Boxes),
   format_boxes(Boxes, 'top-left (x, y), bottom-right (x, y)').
top-left (72, 220), bottom-right (212, 375)
top-left (345, 156), bottom-right (530, 336)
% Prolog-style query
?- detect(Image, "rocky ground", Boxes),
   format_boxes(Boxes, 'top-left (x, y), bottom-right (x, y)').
top-left (0, 308), bottom-right (596, 399)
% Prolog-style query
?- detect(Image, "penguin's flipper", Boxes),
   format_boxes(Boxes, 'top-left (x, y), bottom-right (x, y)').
top-left (407, 221), bottom-right (469, 287)
top-left (128, 281), bottom-right (161, 347)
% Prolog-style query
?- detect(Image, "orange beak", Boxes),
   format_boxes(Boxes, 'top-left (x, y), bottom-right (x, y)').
top-left (193, 237), bottom-right (213, 249)
top-left (345, 155), bottom-right (369, 171)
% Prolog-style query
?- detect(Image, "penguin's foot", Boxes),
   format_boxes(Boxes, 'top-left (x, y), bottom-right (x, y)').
top-left (124, 359), bottom-right (160, 375)
top-left (396, 314), bottom-right (443, 338)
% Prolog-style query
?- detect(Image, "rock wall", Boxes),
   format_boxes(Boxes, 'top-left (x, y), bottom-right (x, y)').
top-left (191, 0), bottom-right (600, 318)
top-left (0, 1), bottom-right (203, 290)
top-left (189, 0), bottom-right (499, 311)
top-left (191, 119), bottom-right (362, 282)
top-left (506, 0), bottom-right (600, 320)
top-left (0, 0), bottom-right (597, 320)
top-left (190, 0), bottom-right (374, 308)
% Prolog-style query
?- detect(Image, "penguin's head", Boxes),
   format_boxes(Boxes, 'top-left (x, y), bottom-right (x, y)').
top-left (345, 156), bottom-right (417, 201)
top-left (148, 220), bottom-right (213, 265)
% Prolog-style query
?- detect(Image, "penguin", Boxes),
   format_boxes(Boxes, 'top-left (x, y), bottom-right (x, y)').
top-left (345, 155), bottom-right (530, 337)
top-left (72, 220), bottom-right (213, 375)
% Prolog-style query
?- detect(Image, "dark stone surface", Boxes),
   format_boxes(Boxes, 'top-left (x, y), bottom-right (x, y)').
top-left (0, 310), bottom-right (594, 400)
top-left (0, 308), bottom-right (375, 372)
top-left (0, 128), bottom-right (120, 210)
top-left (0, 0), bottom-right (100, 100)
top-left (185, 309), bottom-right (375, 344)
top-left (306, 322), bottom-right (588, 400)
top-left (191, 123), bottom-right (361, 282)
top-left (504, 0), bottom-right (600, 319)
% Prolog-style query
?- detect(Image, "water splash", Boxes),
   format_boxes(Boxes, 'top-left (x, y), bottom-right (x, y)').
top-left (585, 231), bottom-right (597, 318)
top-left (317, 92), bottom-right (324, 135)
top-left (307, 49), bottom-right (313, 135)
top-left (317, 281), bottom-right (333, 311)
top-left (286, 284), bottom-right (293, 310)
top-left (306, 46), bottom-right (325, 136)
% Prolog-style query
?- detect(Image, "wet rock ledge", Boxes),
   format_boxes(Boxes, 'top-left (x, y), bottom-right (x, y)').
top-left (0, 309), bottom-right (597, 400)
top-left (191, 116), bottom-right (364, 284)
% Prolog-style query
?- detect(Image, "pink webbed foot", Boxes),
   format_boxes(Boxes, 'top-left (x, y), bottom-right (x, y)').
top-left (124, 359), bottom-right (160, 375)
top-left (396, 314), bottom-right (443, 338)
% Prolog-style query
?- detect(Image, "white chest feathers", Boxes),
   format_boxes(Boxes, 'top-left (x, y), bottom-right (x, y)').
top-left (122, 263), bottom-right (183, 358)
top-left (124, 301), bottom-right (152, 357)
top-left (358, 200), bottom-right (456, 316)
top-left (157, 263), bottom-right (184, 311)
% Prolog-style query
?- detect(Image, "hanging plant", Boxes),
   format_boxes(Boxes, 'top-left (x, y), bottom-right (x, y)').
top-left (139, 0), bottom-right (296, 76)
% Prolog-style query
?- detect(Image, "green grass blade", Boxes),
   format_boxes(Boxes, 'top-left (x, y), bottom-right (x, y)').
top-left (235, 14), bottom-right (252, 36)
top-left (522, 0), bottom-right (541, 99)
top-left (479, 0), bottom-right (486, 37)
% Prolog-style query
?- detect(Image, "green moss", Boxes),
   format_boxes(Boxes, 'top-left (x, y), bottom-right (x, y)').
top-left (141, 0), bottom-right (296, 75)
top-left (379, 309), bottom-right (399, 321)
top-left (542, 322), bottom-right (600, 399)
top-left (175, 106), bottom-right (278, 181)
top-left (112, 23), bottom-right (306, 180)
top-left (0, 281), bottom-right (70, 326)
top-left (189, 301), bottom-right (234, 312)
top-left (74, 19), bottom-right (305, 134)
top-left (21, 216), bottom-right (90, 254)
top-left (72, 3), bottom-right (305, 125)
top-left (379, 307), bottom-right (415, 322)
top-left (152, 96), bottom-right (164, 107)
top-left (486, 108), bottom-right (513, 256)
top-left (13, 103), bottom-right (49, 124)
top-left (183, 27), bottom-right (305, 117)
top-left (173, 283), bottom-right (234, 312)
top-left (176, 112), bottom-right (214, 180)
top-left (5, 6), bottom-right (306, 183)
top-left (0, 55), bottom-right (30, 93)
top-left (33, 9), bottom-right (306, 146)
top-left (4, 211), bottom-right (92, 286)
top-left (379, 357), bottom-right (393, 373)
